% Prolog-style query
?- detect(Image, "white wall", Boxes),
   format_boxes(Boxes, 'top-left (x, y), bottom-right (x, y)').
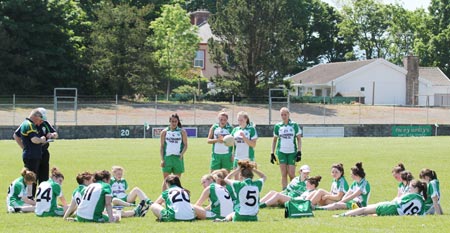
top-left (334, 62), bottom-right (406, 105)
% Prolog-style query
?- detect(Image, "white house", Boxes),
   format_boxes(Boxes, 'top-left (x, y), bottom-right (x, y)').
top-left (287, 57), bottom-right (450, 106)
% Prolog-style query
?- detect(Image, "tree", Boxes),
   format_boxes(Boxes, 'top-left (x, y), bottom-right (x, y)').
top-left (0, 0), bottom-right (87, 94)
top-left (338, 0), bottom-right (391, 59)
top-left (208, 0), bottom-right (303, 97)
top-left (89, 2), bottom-right (160, 96)
top-left (149, 3), bottom-right (200, 100)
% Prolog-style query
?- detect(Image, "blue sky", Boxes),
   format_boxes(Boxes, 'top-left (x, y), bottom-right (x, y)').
top-left (321, 0), bottom-right (431, 10)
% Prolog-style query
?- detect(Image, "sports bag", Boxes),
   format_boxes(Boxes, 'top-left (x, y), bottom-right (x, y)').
top-left (284, 199), bottom-right (314, 218)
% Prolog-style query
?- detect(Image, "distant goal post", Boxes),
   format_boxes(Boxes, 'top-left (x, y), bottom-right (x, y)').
top-left (54, 88), bottom-right (78, 126)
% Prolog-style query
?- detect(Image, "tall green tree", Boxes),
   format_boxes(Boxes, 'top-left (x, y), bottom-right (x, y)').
top-left (209, 0), bottom-right (303, 97)
top-left (0, 0), bottom-right (87, 95)
top-left (149, 3), bottom-right (200, 99)
top-left (89, 2), bottom-right (159, 96)
top-left (338, 0), bottom-right (390, 59)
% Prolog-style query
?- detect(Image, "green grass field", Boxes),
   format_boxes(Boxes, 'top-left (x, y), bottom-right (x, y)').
top-left (1, 137), bottom-right (448, 232)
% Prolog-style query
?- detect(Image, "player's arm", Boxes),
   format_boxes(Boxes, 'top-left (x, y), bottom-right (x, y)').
top-left (240, 131), bottom-right (257, 148)
top-left (225, 168), bottom-right (240, 185)
top-left (59, 194), bottom-right (68, 206)
top-left (160, 130), bottom-right (166, 167)
top-left (207, 126), bottom-right (217, 144)
top-left (63, 199), bottom-right (78, 219)
top-left (22, 196), bottom-right (36, 206)
top-left (253, 168), bottom-right (266, 182)
top-left (155, 195), bottom-right (164, 205)
top-left (432, 195), bottom-right (443, 215)
top-left (271, 136), bottom-right (277, 155)
top-left (105, 195), bottom-right (115, 223)
top-left (31, 135), bottom-right (46, 144)
top-left (46, 122), bottom-right (58, 139)
top-left (323, 191), bottom-right (345, 201)
top-left (195, 187), bottom-right (211, 206)
top-left (340, 189), bottom-right (362, 203)
top-left (296, 134), bottom-right (302, 152)
top-left (180, 129), bottom-right (188, 159)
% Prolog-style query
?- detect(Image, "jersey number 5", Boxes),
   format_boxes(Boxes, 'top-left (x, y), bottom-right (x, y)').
top-left (245, 190), bottom-right (257, 206)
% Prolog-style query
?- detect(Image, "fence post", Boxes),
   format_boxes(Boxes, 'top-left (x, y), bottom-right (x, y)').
top-left (194, 95), bottom-right (197, 125)
top-left (154, 95), bottom-right (158, 125)
top-left (115, 94), bottom-right (118, 126)
top-left (232, 95), bottom-right (235, 125)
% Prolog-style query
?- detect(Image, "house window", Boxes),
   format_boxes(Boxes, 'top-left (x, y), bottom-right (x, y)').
top-left (315, 89), bottom-right (322, 96)
top-left (360, 87), bottom-right (365, 91)
top-left (194, 50), bottom-right (205, 69)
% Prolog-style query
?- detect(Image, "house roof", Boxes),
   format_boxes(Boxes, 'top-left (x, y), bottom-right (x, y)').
top-left (289, 59), bottom-right (450, 87)
top-left (289, 59), bottom-right (378, 85)
top-left (419, 67), bottom-right (450, 86)
top-left (336, 91), bottom-right (365, 97)
top-left (198, 22), bottom-right (219, 43)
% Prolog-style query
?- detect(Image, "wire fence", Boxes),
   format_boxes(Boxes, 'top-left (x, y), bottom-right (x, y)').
top-left (1, 95), bottom-right (449, 126)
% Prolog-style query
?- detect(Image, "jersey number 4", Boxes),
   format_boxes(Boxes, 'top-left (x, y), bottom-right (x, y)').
top-left (36, 187), bottom-right (52, 202)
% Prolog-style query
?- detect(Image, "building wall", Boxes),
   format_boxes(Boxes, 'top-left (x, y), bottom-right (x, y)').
top-left (198, 43), bottom-right (227, 80)
top-left (335, 63), bottom-right (406, 105)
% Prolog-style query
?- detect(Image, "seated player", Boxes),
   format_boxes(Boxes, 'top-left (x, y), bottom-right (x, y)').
top-left (150, 175), bottom-right (195, 222)
top-left (63, 172), bottom-right (93, 220)
top-left (7, 168), bottom-right (37, 213)
top-left (308, 163), bottom-right (348, 207)
top-left (317, 162), bottom-right (370, 210)
top-left (223, 160), bottom-right (266, 222)
top-left (110, 166), bottom-right (152, 207)
top-left (259, 165), bottom-right (310, 208)
top-left (35, 167), bottom-right (68, 217)
top-left (334, 179), bottom-right (427, 217)
top-left (419, 168), bottom-right (443, 215)
top-left (194, 173), bottom-right (233, 220)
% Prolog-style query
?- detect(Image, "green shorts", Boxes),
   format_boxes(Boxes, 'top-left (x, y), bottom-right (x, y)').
top-left (210, 153), bottom-right (233, 170)
top-left (162, 155), bottom-right (184, 174)
top-left (276, 151), bottom-right (296, 165)
top-left (232, 158), bottom-right (255, 169)
top-left (233, 212), bottom-right (258, 222)
top-left (375, 202), bottom-right (398, 216)
top-left (159, 209), bottom-right (195, 222)
top-left (37, 207), bottom-right (65, 217)
top-left (76, 214), bottom-right (109, 223)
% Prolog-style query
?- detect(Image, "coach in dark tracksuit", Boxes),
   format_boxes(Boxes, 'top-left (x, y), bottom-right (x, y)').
top-left (13, 109), bottom-right (47, 197)
top-left (35, 108), bottom-right (58, 183)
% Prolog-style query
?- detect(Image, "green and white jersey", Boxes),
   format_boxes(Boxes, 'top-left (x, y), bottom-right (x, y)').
top-left (396, 193), bottom-right (425, 215)
top-left (164, 127), bottom-right (184, 156)
top-left (231, 124), bottom-right (258, 160)
top-left (110, 177), bottom-right (128, 199)
top-left (209, 183), bottom-right (233, 218)
top-left (285, 176), bottom-right (307, 198)
top-left (76, 181), bottom-right (112, 221)
top-left (348, 178), bottom-right (371, 207)
top-left (211, 123), bottom-right (233, 155)
top-left (35, 179), bottom-right (63, 216)
top-left (226, 184), bottom-right (237, 206)
top-left (424, 179), bottom-right (440, 211)
top-left (297, 189), bottom-right (315, 200)
top-left (273, 120), bottom-right (301, 154)
top-left (233, 178), bottom-right (264, 216)
top-left (7, 177), bottom-right (26, 207)
top-left (162, 185), bottom-right (195, 221)
top-left (72, 185), bottom-right (86, 206)
top-left (398, 182), bottom-right (410, 196)
top-left (330, 177), bottom-right (349, 195)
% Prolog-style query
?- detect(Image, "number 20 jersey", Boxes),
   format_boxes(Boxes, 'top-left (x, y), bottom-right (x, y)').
top-left (162, 185), bottom-right (195, 221)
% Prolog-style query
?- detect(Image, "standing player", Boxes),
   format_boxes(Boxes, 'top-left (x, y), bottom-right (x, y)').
top-left (230, 111), bottom-right (258, 169)
top-left (160, 113), bottom-right (188, 191)
top-left (194, 174), bottom-right (234, 220)
top-left (335, 180), bottom-right (427, 217)
top-left (419, 168), bottom-right (443, 215)
top-left (259, 165), bottom-right (310, 208)
top-left (110, 166), bottom-right (152, 207)
top-left (318, 162), bottom-right (370, 210)
top-left (271, 107), bottom-right (302, 190)
top-left (223, 161), bottom-right (266, 222)
top-left (150, 175), bottom-right (195, 222)
top-left (207, 111), bottom-right (234, 172)
top-left (6, 168), bottom-right (37, 213)
top-left (308, 163), bottom-right (349, 207)
top-left (35, 167), bottom-right (68, 217)
top-left (63, 172), bottom-right (93, 219)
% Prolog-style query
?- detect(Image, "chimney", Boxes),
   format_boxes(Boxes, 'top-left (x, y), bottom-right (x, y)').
top-left (190, 10), bottom-right (210, 26)
top-left (404, 55), bottom-right (419, 106)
